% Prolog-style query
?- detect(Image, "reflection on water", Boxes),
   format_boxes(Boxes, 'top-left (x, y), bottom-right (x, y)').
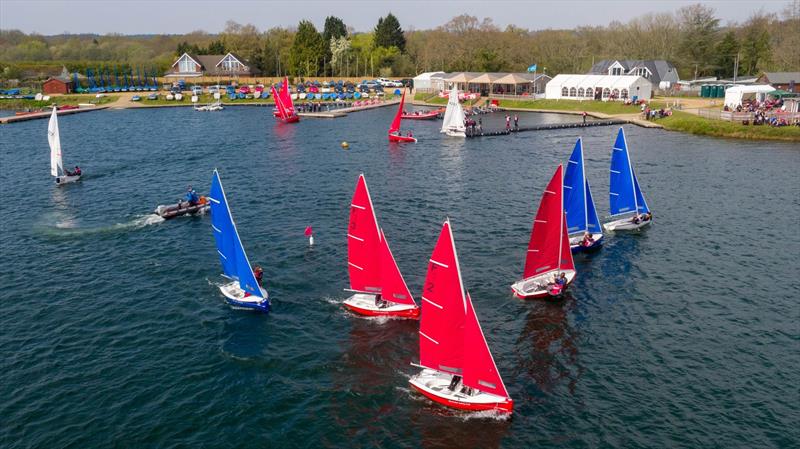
top-left (517, 298), bottom-right (581, 396)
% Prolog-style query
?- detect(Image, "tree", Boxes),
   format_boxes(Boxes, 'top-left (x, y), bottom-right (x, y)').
top-left (289, 20), bottom-right (325, 76)
top-left (329, 36), bottom-right (350, 76)
top-left (374, 13), bottom-right (405, 51)
top-left (739, 13), bottom-right (773, 76)
top-left (207, 40), bottom-right (226, 54)
top-left (713, 30), bottom-right (739, 78)
top-left (677, 4), bottom-right (720, 77)
top-left (323, 16), bottom-right (348, 42)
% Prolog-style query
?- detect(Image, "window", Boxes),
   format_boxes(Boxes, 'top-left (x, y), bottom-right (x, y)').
top-left (621, 88), bottom-right (629, 99)
top-left (609, 67), bottom-right (623, 76)
top-left (569, 87), bottom-right (577, 97)
top-left (611, 88), bottom-right (620, 99)
top-left (602, 88), bottom-right (611, 98)
top-left (578, 88), bottom-right (585, 97)
top-left (220, 54), bottom-right (242, 72)
top-left (633, 67), bottom-right (650, 78)
top-left (561, 87), bottom-right (568, 97)
top-left (585, 87), bottom-right (593, 98)
top-left (178, 56), bottom-right (195, 73)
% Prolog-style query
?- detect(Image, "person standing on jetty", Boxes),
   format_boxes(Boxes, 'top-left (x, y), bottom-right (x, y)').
top-left (505, 114), bottom-right (511, 132)
top-left (514, 114), bottom-right (519, 131)
top-left (582, 111), bottom-right (587, 124)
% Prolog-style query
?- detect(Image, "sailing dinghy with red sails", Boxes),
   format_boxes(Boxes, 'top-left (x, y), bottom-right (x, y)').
top-left (409, 219), bottom-right (513, 413)
top-left (511, 165), bottom-right (576, 299)
top-left (342, 174), bottom-right (420, 319)
top-left (271, 76), bottom-right (299, 123)
top-left (389, 90), bottom-right (417, 142)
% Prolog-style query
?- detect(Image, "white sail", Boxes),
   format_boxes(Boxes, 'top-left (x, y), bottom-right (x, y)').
top-left (441, 86), bottom-right (466, 137)
top-left (48, 107), bottom-right (63, 177)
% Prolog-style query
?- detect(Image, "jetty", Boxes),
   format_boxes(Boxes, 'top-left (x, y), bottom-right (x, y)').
top-left (467, 119), bottom-right (627, 137)
top-left (0, 105), bottom-right (108, 124)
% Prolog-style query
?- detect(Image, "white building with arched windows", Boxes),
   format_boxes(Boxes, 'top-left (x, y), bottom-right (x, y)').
top-left (544, 74), bottom-right (652, 101)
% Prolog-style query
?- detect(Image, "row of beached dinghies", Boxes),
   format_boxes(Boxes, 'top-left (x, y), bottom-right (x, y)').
top-left (47, 84), bottom-right (650, 415)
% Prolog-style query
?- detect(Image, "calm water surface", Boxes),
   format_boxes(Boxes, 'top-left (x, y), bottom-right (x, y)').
top-left (1, 105), bottom-right (798, 448)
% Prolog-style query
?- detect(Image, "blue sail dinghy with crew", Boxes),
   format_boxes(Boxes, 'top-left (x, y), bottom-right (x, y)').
top-left (563, 137), bottom-right (603, 252)
top-left (209, 169), bottom-right (270, 313)
top-left (603, 127), bottom-right (652, 232)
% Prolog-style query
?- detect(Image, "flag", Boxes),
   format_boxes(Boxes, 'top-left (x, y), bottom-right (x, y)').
top-left (527, 64), bottom-right (537, 73)
top-left (304, 226), bottom-right (313, 237)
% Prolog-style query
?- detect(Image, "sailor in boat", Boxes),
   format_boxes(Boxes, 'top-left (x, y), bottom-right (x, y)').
top-left (547, 273), bottom-right (568, 296)
top-left (630, 211), bottom-right (652, 225)
top-left (374, 294), bottom-right (388, 308)
top-left (65, 165), bottom-right (81, 177)
top-left (243, 266), bottom-right (264, 297)
top-left (580, 231), bottom-right (595, 248)
top-left (183, 185), bottom-right (199, 208)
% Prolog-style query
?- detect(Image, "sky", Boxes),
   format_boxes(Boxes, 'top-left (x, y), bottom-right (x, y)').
top-left (0, 0), bottom-right (792, 35)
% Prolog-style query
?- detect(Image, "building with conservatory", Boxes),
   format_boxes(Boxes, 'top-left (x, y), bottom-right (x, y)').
top-left (544, 74), bottom-right (652, 101)
top-left (166, 52), bottom-right (255, 77)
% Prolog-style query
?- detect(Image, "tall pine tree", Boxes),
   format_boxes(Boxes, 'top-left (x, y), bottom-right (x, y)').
top-left (713, 31), bottom-right (739, 78)
top-left (374, 13), bottom-right (406, 51)
top-left (289, 20), bottom-right (325, 76)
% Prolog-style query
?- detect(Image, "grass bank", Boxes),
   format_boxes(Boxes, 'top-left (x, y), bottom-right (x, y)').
top-left (658, 111), bottom-right (800, 141)
top-left (0, 94), bottom-right (118, 110)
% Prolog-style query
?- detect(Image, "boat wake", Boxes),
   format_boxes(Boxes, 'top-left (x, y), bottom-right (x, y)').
top-left (37, 213), bottom-right (165, 238)
top-left (457, 409), bottom-right (512, 421)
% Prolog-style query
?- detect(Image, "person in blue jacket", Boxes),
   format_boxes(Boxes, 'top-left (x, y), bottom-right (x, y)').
top-left (184, 186), bottom-right (199, 207)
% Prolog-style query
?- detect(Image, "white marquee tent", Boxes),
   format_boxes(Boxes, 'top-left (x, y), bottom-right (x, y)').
top-left (723, 84), bottom-right (775, 108)
top-left (412, 72), bottom-right (446, 91)
top-left (545, 74), bottom-right (652, 100)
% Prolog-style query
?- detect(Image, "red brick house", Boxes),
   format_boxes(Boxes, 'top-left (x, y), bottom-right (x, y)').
top-left (42, 76), bottom-right (74, 94)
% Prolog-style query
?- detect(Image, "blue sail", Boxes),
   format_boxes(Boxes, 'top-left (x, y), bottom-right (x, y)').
top-left (563, 138), bottom-right (588, 234)
top-left (609, 127), bottom-right (639, 216)
top-left (209, 170), bottom-right (263, 298)
top-left (633, 173), bottom-right (650, 214)
top-left (585, 179), bottom-right (601, 232)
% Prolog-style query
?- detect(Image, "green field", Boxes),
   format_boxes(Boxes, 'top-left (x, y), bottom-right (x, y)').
top-left (659, 111), bottom-right (800, 141)
top-left (0, 94), bottom-right (118, 110)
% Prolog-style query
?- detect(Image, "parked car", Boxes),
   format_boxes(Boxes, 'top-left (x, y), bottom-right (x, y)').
top-left (191, 86), bottom-right (203, 96)
top-left (376, 77), bottom-right (403, 87)
top-left (207, 85), bottom-right (221, 94)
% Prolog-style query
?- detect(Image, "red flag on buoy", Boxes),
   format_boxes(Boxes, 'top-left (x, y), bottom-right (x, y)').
top-left (304, 226), bottom-right (313, 237)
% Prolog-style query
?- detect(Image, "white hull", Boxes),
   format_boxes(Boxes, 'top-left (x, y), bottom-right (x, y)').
top-left (343, 293), bottom-right (418, 315)
top-left (409, 368), bottom-right (511, 409)
top-left (445, 128), bottom-right (466, 137)
top-left (511, 269), bottom-right (576, 299)
top-left (219, 280), bottom-right (268, 304)
top-left (55, 174), bottom-right (81, 185)
top-left (603, 216), bottom-right (652, 231)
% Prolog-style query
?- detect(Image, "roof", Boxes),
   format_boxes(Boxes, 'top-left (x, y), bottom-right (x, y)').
top-left (444, 72), bottom-right (482, 83)
top-left (589, 59), bottom-right (678, 85)
top-left (44, 77), bottom-right (71, 84)
top-left (171, 52), bottom-right (251, 74)
top-left (468, 73), bottom-right (505, 83)
top-left (725, 84), bottom-right (775, 94)
top-left (413, 72), bottom-right (446, 80)
top-left (761, 72), bottom-right (800, 84)
top-left (548, 74), bottom-right (649, 88)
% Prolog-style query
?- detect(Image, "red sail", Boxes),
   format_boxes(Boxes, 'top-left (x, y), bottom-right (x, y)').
top-left (389, 89), bottom-right (405, 134)
top-left (280, 76), bottom-right (294, 113)
top-left (463, 292), bottom-right (510, 399)
top-left (378, 229), bottom-right (416, 306)
top-left (271, 85), bottom-right (289, 121)
top-left (419, 220), bottom-right (467, 376)
top-left (523, 165), bottom-right (574, 278)
top-left (347, 174), bottom-right (382, 294)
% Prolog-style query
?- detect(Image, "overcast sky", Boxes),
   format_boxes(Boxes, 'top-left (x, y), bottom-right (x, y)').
top-left (0, 0), bottom-right (791, 35)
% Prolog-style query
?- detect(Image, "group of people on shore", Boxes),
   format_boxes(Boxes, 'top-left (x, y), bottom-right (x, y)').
top-left (725, 98), bottom-right (799, 127)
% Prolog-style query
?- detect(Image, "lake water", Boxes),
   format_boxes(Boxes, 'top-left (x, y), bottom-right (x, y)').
top-left (1, 105), bottom-right (798, 448)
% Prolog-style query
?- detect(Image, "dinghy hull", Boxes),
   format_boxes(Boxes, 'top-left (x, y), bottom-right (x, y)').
top-left (219, 281), bottom-right (270, 313)
top-left (511, 269), bottom-right (576, 300)
top-left (154, 200), bottom-right (209, 220)
top-left (55, 175), bottom-right (81, 185)
top-left (343, 293), bottom-right (420, 319)
top-left (569, 233), bottom-right (604, 253)
top-left (388, 133), bottom-right (417, 143)
top-left (409, 369), bottom-right (513, 413)
top-left (603, 216), bottom-right (652, 232)
top-left (401, 112), bottom-right (439, 120)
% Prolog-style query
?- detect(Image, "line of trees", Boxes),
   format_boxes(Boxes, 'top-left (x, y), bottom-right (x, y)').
top-left (1, 3), bottom-right (798, 82)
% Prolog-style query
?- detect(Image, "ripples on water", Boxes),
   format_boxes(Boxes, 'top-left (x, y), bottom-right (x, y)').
top-left (0, 106), bottom-right (798, 448)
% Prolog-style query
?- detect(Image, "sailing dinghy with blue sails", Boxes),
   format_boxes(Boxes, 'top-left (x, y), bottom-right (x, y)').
top-left (563, 138), bottom-right (603, 252)
top-left (209, 169), bottom-right (270, 313)
top-left (603, 127), bottom-right (652, 231)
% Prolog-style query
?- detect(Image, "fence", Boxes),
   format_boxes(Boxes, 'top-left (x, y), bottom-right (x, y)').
top-left (698, 108), bottom-right (800, 123)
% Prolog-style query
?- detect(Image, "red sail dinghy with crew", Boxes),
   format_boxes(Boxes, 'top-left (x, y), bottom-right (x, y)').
top-left (272, 76), bottom-right (299, 124)
top-left (511, 165), bottom-right (576, 299)
top-left (342, 174), bottom-right (420, 319)
top-left (388, 90), bottom-right (417, 143)
top-left (409, 219), bottom-right (513, 413)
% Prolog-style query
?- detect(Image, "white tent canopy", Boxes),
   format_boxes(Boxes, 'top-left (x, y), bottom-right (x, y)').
top-left (723, 84), bottom-right (775, 108)
top-left (545, 74), bottom-right (652, 100)
top-left (412, 72), bottom-right (446, 90)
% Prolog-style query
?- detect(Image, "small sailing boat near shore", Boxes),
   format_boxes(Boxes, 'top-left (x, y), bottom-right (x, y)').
top-left (603, 127), bottom-right (652, 231)
top-left (388, 90), bottom-right (417, 143)
top-left (409, 219), bottom-right (513, 413)
top-left (564, 138), bottom-right (603, 252)
top-left (511, 165), bottom-right (576, 299)
top-left (209, 169), bottom-right (270, 313)
top-left (343, 174), bottom-right (419, 319)
top-left (441, 86), bottom-right (466, 137)
top-left (48, 107), bottom-right (81, 185)
top-left (272, 76), bottom-right (299, 123)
